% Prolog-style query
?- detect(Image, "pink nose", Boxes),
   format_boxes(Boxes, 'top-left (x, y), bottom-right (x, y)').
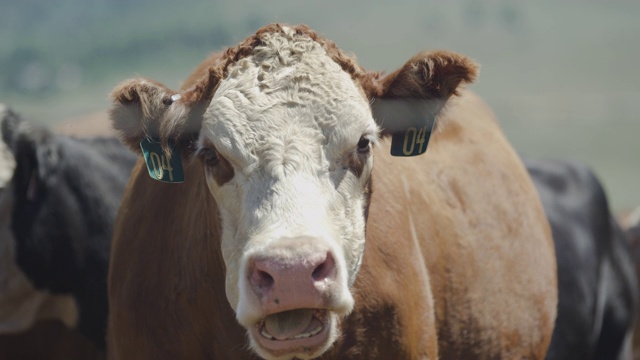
top-left (248, 248), bottom-right (337, 310)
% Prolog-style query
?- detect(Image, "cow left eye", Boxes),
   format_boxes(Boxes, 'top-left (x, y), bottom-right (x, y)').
top-left (357, 136), bottom-right (371, 154)
top-left (201, 148), bottom-right (220, 167)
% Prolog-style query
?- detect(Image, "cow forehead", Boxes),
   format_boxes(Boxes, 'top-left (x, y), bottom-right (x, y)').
top-left (200, 27), bottom-right (376, 172)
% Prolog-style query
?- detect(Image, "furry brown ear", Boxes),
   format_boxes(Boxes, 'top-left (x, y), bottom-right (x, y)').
top-left (109, 78), bottom-right (177, 153)
top-left (369, 50), bottom-right (478, 135)
top-left (109, 66), bottom-right (222, 155)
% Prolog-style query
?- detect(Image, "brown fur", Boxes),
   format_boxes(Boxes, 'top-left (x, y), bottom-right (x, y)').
top-left (368, 51), bottom-right (478, 136)
top-left (347, 152), bottom-right (367, 179)
top-left (109, 78), bottom-right (176, 151)
top-left (202, 154), bottom-right (235, 187)
top-left (375, 51), bottom-right (478, 99)
top-left (0, 320), bottom-right (104, 360)
top-left (108, 160), bottom-right (256, 359)
top-left (108, 24), bottom-right (557, 359)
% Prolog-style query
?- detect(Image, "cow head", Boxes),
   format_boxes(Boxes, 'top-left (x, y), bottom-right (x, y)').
top-left (0, 106), bottom-right (46, 334)
top-left (110, 24), bottom-right (476, 360)
top-left (0, 105), bottom-right (77, 334)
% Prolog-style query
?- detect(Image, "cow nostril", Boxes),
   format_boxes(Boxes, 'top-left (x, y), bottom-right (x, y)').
top-left (312, 253), bottom-right (336, 282)
top-left (254, 270), bottom-right (275, 291)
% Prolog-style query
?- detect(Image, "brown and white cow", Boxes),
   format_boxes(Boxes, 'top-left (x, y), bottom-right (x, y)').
top-left (107, 24), bottom-right (557, 359)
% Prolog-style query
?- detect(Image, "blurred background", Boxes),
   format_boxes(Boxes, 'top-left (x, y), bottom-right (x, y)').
top-left (0, 0), bottom-right (638, 213)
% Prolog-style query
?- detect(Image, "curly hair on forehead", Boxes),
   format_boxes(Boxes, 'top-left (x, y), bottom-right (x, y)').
top-left (178, 23), bottom-right (378, 108)
top-left (155, 23), bottom-right (383, 151)
top-left (223, 24), bottom-right (368, 80)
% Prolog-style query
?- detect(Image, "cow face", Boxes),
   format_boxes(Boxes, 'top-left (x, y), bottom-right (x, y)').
top-left (110, 24), bottom-right (476, 360)
top-left (0, 105), bottom-right (33, 333)
top-left (0, 106), bottom-right (78, 334)
top-left (197, 29), bottom-right (377, 359)
top-left (0, 106), bottom-right (41, 334)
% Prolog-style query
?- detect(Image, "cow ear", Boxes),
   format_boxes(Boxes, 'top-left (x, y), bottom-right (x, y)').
top-left (1, 108), bottom-right (58, 200)
top-left (13, 128), bottom-right (59, 202)
top-left (109, 78), bottom-right (179, 154)
top-left (369, 50), bottom-right (478, 136)
top-left (0, 106), bottom-right (20, 189)
top-left (109, 67), bottom-right (222, 156)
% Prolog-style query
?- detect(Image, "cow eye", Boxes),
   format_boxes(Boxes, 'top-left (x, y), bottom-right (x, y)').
top-left (357, 136), bottom-right (371, 154)
top-left (201, 148), bottom-right (219, 167)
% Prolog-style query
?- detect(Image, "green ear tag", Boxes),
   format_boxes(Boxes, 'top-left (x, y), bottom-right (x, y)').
top-left (390, 113), bottom-right (436, 157)
top-left (139, 138), bottom-right (184, 183)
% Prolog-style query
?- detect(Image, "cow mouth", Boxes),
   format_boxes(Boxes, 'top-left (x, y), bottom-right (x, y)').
top-left (251, 308), bottom-right (331, 357)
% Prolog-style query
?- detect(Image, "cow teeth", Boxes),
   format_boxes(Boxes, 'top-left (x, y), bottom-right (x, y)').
top-left (258, 312), bottom-right (326, 341)
top-left (291, 324), bottom-right (323, 339)
top-left (260, 325), bottom-right (322, 340)
top-left (260, 328), bottom-right (274, 340)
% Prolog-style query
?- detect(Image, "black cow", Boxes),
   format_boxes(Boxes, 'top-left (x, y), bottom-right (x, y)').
top-left (526, 159), bottom-right (637, 360)
top-left (624, 208), bottom-right (640, 359)
top-left (0, 104), bottom-right (136, 353)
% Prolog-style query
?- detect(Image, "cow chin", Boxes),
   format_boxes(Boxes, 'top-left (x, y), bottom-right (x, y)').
top-left (238, 292), bottom-right (354, 359)
top-left (248, 309), bottom-right (340, 360)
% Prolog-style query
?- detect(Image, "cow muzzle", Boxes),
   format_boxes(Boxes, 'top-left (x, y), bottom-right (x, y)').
top-left (239, 236), bottom-right (353, 359)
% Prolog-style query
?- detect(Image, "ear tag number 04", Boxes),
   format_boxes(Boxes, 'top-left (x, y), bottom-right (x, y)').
top-left (139, 138), bottom-right (184, 183)
top-left (390, 113), bottom-right (436, 157)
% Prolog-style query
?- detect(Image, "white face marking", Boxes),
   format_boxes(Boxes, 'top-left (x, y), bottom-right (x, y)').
top-left (0, 106), bottom-right (16, 189)
top-left (197, 27), bottom-right (378, 344)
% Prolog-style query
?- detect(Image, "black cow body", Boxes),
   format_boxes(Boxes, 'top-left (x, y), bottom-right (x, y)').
top-left (625, 209), bottom-right (640, 359)
top-left (0, 106), bottom-right (136, 351)
top-left (526, 159), bottom-right (637, 360)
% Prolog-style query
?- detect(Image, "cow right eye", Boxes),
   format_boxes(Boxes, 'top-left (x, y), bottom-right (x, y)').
top-left (201, 148), bottom-right (219, 167)
top-left (356, 136), bottom-right (371, 154)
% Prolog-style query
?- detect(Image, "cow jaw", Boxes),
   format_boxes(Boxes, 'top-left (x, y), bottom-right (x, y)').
top-left (250, 309), bottom-right (338, 360)
top-left (261, 309), bottom-right (322, 341)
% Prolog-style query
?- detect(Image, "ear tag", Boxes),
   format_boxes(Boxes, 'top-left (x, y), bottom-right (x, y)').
top-left (390, 113), bottom-right (436, 157)
top-left (139, 138), bottom-right (184, 183)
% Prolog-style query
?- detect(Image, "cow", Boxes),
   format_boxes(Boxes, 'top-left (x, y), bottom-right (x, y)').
top-left (0, 104), bottom-right (137, 356)
top-left (107, 24), bottom-right (558, 359)
top-left (525, 159), bottom-right (637, 360)
top-left (624, 207), bottom-right (640, 359)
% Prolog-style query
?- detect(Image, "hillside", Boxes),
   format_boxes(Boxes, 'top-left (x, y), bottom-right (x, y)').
top-left (1, 0), bottom-right (638, 210)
